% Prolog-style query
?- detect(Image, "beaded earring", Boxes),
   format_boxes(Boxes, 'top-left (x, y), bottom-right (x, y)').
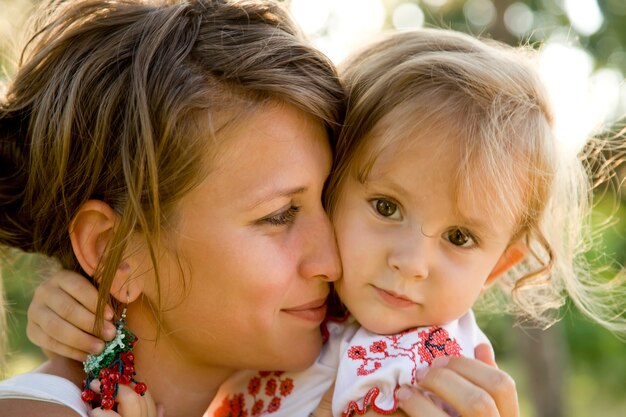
top-left (81, 302), bottom-right (147, 410)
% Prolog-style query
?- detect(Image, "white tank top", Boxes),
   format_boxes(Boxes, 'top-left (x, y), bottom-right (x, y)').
top-left (0, 372), bottom-right (89, 416)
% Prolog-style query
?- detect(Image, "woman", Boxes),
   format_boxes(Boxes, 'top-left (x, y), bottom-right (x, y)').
top-left (0, 0), bottom-right (518, 416)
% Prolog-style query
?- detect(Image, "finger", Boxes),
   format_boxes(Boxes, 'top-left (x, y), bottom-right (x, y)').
top-left (474, 343), bottom-right (497, 368)
top-left (396, 386), bottom-right (446, 417)
top-left (30, 284), bottom-right (117, 341)
top-left (26, 322), bottom-right (91, 361)
top-left (310, 382), bottom-right (334, 417)
top-left (55, 270), bottom-right (115, 320)
top-left (418, 366), bottom-right (499, 417)
top-left (156, 404), bottom-right (165, 417)
top-left (116, 384), bottom-right (148, 417)
top-left (120, 384), bottom-right (157, 417)
top-left (89, 408), bottom-right (122, 417)
top-left (440, 357), bottom-right (518, 417)
top-left (27, 306), bottom-right (107, 355)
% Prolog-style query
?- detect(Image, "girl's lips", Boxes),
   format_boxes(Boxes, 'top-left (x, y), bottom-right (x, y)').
top-left (282, 297), bottom-right (328, 323)
top-left (373, 286), bottom-right (417, 308)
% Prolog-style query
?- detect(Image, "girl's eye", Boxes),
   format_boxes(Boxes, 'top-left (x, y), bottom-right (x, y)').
top-left (371, 198), bottom-right (401, 220)
top-left (259, 206), bottom-right (300, 226)
top-left (443, 227), bottom-right (476, 248)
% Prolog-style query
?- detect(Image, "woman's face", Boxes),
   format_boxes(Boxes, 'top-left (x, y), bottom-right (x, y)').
top-left (145, 103), bottom-right (341, 372)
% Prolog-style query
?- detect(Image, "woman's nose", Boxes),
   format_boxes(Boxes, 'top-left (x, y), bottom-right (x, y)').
top-left (299, 210), bottom-right (341, 282)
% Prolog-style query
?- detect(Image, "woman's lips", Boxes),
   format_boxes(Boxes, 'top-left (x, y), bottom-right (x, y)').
top-left (373, 286), bottom-right (417, 308)
top-left (282, 297), bottom-right (328, 322)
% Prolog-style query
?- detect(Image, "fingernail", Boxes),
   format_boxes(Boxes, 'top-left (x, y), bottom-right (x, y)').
top-left (104, 323), bottom-right (117, 340)
top-left (416, 367), bottom-right (429, 381)
top-left (396, 386), bottom-right (414, 401)
top-left (432, 356), bottom-right (450, 368)
top-left (104, 308), bottom-right (114, 320)
top-left (92, 341), bottom-right (105, 354)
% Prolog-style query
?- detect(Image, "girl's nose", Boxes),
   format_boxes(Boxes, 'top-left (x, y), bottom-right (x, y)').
top-left (388, 232), bottom-right (430, 280)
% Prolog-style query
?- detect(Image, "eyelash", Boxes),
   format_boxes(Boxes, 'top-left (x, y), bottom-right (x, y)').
top-left (260, 206), bottom-right (301, 226)
top-left (369, 197), bottom-right (402, 220)
top-left (443, 227), bottom-right (480, 249)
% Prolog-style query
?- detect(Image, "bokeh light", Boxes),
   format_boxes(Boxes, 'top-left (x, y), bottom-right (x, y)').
top-left (563, 0), bottom-right (604, 36)
top-left (392, 2), bottom-right (425, 30)
top-left (504, 2), bottom-right (534, 37)
top-left (463, 0), bottom-right (497, 28)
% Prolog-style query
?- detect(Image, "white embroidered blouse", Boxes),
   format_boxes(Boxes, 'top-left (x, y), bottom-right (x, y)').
top-left (205, 310), bottom-right (489, 417)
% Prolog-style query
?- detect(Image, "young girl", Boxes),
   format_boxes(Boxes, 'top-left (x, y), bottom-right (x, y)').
top-left (26, 29), bottom-right (625, 416)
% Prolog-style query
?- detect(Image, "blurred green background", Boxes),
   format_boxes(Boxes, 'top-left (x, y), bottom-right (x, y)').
top-left (1, 1), bottom-right (625, 416)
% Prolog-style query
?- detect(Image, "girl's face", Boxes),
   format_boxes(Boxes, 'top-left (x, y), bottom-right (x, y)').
top-left (332, 133), bottom-right (519, 335)
top-left (141, 103), bottom-right (341, 372)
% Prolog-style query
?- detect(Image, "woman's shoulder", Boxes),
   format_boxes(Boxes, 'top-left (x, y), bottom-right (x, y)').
top-left (0, 372), bottom-right (89, 417)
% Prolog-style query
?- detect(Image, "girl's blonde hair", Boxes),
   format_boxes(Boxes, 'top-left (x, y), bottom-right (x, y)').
top-left (326, 29), bottom-right (626, 333)
top-left (0, 0), bottom-right (344, 329)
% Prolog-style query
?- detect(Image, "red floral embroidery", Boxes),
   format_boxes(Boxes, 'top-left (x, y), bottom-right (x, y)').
top-left (346, 326), bottom-right (462, 384)
top-left (251, 400), bottom-right (264, 416)
top-left (267, 397), bottom-right (281, 413)
top-left (279, 378), bottom-right (294, 396)
top-left (264, 378), bottom-right (277, 396)
top-left (418, 327), bottom-right (462, 366)
top-left (369, 340), bottom-right (388, 354)
top-left (213, 371), bottom-right (295, 417)
top-left (247, 377), bottom-right (261, 396)
top-left (214, 393), bottom-right (249, 417)
top-left (348, 345), bottom-right (367, 359)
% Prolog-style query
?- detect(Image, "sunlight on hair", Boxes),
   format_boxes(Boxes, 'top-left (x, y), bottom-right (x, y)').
top-left (538, 37), bottom-right (624, 154)
top-left (563, 0), bottom-right (604, 36)
top-left (290, 0), bottom-right (624, 147)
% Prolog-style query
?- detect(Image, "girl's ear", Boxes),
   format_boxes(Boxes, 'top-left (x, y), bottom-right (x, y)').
top-left (484, 240), bottom-right (527, 288)
top-left (69, 200), bottom-right (143, 303)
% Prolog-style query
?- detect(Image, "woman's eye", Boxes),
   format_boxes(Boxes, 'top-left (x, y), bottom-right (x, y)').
top-left (443, 228), bottom-right (476, 248)
top-left (371, 198), bottom-right (401, 220)
top-left (260, 206), bottom-right (300, 226)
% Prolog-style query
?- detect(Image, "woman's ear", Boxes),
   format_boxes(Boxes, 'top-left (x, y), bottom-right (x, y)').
top-left (69, 200), bottom-right (143, 303)
top-left (484, 240), bottom-right (527, 288)
top-left (69, 200), bottom-right (118, 277)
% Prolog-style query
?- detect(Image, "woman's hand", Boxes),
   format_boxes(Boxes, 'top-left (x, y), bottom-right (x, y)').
top-left (87, 380), bottom-right (164, 417)
top-left (395, 345), bottom-right (519, 417)
top-left (26, 269), bottom-right (116, 361)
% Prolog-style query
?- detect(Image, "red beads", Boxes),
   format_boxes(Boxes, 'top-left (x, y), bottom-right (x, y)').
top-left (121, 351), bottom-right (135, 363)
top-left (101, 396), bottom-right (115, 410)
top-left (82, 321), bottom-right (146, 410)
top-left (81, 389), bottom-right (95, 402)
top-left (134, 382), bottom-right (147, 396)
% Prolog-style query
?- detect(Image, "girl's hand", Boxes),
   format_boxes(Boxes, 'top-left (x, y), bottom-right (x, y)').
top-left (312, 344), bottom-right (518, 417)
top-left (87, 380), bottom-right (164, 417)
top-left (396, 345), bottom-right (519, 417)
top-left (26, 269), bottom-right (116, 361)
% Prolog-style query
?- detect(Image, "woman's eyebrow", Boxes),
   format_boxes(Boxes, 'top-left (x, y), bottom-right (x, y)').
top-left (245, 186), bottom-right (307, 210)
